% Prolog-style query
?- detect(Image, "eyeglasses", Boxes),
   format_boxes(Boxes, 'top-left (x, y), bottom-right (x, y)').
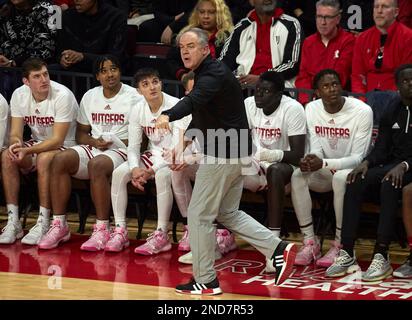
top-left (315, 13), bottom-right (340, 22)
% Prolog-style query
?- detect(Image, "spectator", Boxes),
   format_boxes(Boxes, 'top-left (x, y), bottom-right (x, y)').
top-left (39, 55), bottom-right (140, 251)
top-left (219, 0), bottom-right (302, 88)
top-left (242, 71), bottom-right (306, 273)
top-left (295, 0), bottom-right (355, 104)
top-left (0, 0), bottom-right (56, 67)
top-left (167, 0), bottom-right (234, 82)
top-left (291, 69), bottom-right (373, 268)
top-left (351, 0), bottom-right (412, 95)
top-left (0, 58), bottom-right (78, 245)
top-left (398, 0), bottom-right (412, 28)
top-left (56, 0), bottom-right (127, 73)
top-left (327, 64), bottom-right (412, 281)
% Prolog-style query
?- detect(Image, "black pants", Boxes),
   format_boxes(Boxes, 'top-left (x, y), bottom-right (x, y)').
top-left (341, 163), bottom-right (412, 249)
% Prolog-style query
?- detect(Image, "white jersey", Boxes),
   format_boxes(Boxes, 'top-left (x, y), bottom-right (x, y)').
top-left (77, 83), bottom-right (141, 140)
top-left (305, 96), bottom-right (373, 170)
top-left (0, 93), bottom-right (9, 148)
top-left (10, 81), bottom-right (78, 147)
top-left (245, 94), bottom-right (306, 152)
top-left (128, 92), bottom-right (191, 172)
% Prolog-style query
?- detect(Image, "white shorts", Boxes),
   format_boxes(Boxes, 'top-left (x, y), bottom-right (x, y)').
top-left (20, 139), bottom-right (67, 174)
top-left (243, 158), bottom-right (295, 192)
top-left (139, 150), bottom-right (166, 170)
top-left (70, 145), bottom-right (127, 179)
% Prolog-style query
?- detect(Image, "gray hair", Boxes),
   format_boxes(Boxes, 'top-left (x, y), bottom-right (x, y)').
top-left (177, 27), bottom-right (209, 48)
top-left (316, 0), bottom-right (341, 11)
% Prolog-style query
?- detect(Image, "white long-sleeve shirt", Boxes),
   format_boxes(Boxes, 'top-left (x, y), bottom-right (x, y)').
top-left (127, 92), bottom-right (191, 172)
top-left (305, 96), bottom-right (373, 170)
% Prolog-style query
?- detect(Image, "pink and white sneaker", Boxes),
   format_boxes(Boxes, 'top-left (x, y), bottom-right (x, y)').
top-left (294, 238), bottom-right (321, 266)
top-left (80, 224), bottom-right (110, 251)
top-left (134, 229), bottom-right (172, 255)
top-left (38, 220), bottom-right (70, 250)
top-left (105, 226), bottom-right (130, 252)
top-left (316, 240), bottom-right (342, 268)
top-left (216, 229), bottom-right (237, 254)
top-left (178, 225), bottom-right (190, 251)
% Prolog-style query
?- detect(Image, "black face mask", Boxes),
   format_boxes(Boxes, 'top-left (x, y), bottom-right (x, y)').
top-left (375, 34), bottom-right (387, 69)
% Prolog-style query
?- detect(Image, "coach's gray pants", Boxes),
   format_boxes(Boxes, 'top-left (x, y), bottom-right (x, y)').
top-left (188, 162), bottom-right (281, 283)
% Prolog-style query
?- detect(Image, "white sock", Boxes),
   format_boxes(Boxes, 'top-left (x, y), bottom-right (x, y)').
top-left (115, 221), bottom-right (127, 229)
top-left (155, 168), bottom-right (173, 234)
top-left (270, 228), bottom-right (281, 238)
top-left (53, 215), bottom-right (67, 226)
top-left (301, 224), bottom-right (315, 242)
top-left (157, 222), bottom-right (169, 233)
top-left (6, 204), bottom-right (19, 224)
top-left (38, 206), bottom-right (50, 225)
top-left (335, 226), bottom-right (342, 243)
top-left (96, 219), bottom-right (110, 229)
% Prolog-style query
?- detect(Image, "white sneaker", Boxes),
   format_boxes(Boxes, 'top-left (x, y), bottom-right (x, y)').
top-left (178, 250), bottom-right (223, 265)
top-left (21, 221), bottom-right (49, 245)
top-left (0, 220), bottom-right (24, 244)
top-left (362, 253), bottom-right (393, 281)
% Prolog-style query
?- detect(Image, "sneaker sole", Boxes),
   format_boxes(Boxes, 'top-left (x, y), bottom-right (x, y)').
top-left (326, 263), bottom-right (361, 278)
top-left (175, 287), bottom-right (223, 295)
top-left (0, 230), bottom-right (24, 244)
top-left (21, 232), bottom-right (47, 245)
top-left (178, 245), bottom-right (191, 252)
top-left (276, 243), bottom-right (297, 285)
top-left (362, 268), bottom-right (393, 282)
top-left (393, 271), bottom-right (412, 279)
top-left (315, 259), bottom-right (334, 268)
top-left (134, 242), bottom-right (172, 255)
top-left (294, 252), bottom-right (321, 266)
top-left (178, 252), bottom-right (223, 265)
top-left (104, 241), bottom-right (130, 253)
top-left (38, 232), bottom-right (70, 250)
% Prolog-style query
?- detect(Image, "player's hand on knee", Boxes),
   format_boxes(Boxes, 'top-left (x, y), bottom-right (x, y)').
top-left (8, 141), bottom-right (22, 161)
top-left (347, 161), bottom-right (369, 184)
top-left (95, 136), bottom-right (112, 151)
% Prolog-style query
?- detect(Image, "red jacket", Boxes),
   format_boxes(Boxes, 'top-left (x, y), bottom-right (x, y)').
top-left (351, 21), bottom-right (412, 94)
top-left (295, 28), bottom-right (355, 104)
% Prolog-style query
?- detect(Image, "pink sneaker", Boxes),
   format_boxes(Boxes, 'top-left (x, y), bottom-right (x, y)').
top-left (80, 224), bottom-right (111, 251)
top-left (134, 229), bottom-right (172, 255)
top-left (294, 238), bottom-right (321, 266)
top-left (316, 240), bottom-right (342, 268)
top-left (38, 220), bottom-right (70, 250)
top-left (216, 229), bottom-right (237, 254)
top-left (104, 226), bottom-right (130, 252)
top-left (178, 225), bottom-right (190, 251)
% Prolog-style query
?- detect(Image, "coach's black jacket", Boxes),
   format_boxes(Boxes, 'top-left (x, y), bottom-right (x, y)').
top-left (365, 95), bottom-right (412, 168)
top-left (162, 55), bottom-right (252, 159)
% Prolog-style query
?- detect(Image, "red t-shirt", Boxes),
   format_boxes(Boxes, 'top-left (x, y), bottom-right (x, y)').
top-left (249, 8), bottom-right (284, 75)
